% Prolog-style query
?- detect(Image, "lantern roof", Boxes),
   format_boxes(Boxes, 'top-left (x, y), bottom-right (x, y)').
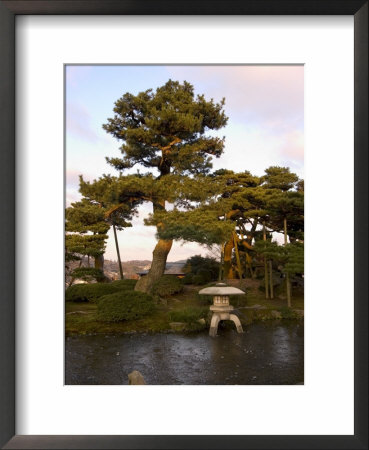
top-left (198, 282), bottom-right (245, 296)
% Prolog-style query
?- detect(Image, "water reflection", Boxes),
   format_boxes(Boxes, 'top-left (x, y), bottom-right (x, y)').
top-left (66, 320), bottom-right (304, 385)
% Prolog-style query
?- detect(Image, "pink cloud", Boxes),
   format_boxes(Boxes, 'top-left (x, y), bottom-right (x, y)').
top-left (279, 130), bottom-right (304, 162)
top-left (168, 65), bottom-right (304, 132)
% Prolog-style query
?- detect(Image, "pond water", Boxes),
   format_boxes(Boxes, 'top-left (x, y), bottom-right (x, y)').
top-left (65, 320), bottom-right (304, 385)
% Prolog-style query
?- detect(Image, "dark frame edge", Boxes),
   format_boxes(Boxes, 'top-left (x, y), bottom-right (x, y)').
top-left (0, 0), bottom-right (367, 15)
top-left (2, 435), bottom-right (369, 450)
top-left (1, 0), bottom-right (368, 449)
top-left (354, 1), bottom-right (369, 449)
top-left (0, 0), bottom-right (15, 449)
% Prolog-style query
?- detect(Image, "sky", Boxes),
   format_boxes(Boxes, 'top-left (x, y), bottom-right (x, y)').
top-left (66, 65), bottom-right (304, 262)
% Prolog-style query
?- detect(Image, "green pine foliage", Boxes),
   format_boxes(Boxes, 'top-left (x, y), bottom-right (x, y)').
top-left (65, 199), bottom-right (110, 284)
top-left (96, 291), bottom-right (156, 322)
top-left (254, 240), bottom-right (304, 276)
top-left (150, 207), bottom-right (235, 245)
top-left (102, 79), bottom-right (228, 176)
top-left (284, 243), bottom-right (304, 275)
top-left (262, 166), bottom-right (299, 191)
top-left (69, 267), bottom-right (105, 283)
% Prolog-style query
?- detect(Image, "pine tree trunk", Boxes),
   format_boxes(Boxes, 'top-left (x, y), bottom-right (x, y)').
top-left (94, 254), bottom-right (106, 282)
top-left (263, 222), bottom-right (269, 299)
top-left (68, 259), bottom-right (82, 288)
top-left (269, 260), bottom-right (274, 299)
top-left (134, 239), bottom-right (173, 293)
top-left (284, 217), bottom-right (291, 307)
top-left (113, 224), bottom-right (124, 280)
top-left (286, 273), bottom-right (292, 307)
top-left (134, 198), bottom-right (173, 293)
top-left (246, 253), bottom-right (255, 278)
top-left (248, 255), bottom-right (256, 280)
top-left (244, 252), bottom-right (248, 279)
top-left (223, 237), bottom-right (235, 279)
top-left (233, 232), bottom-right (243, 279)
top-left (219, 243), bottom-right (225, 281)
top-left (95, 254), bottom-right (104, 271)
top-left (264, 258), bottom-right (269, 299)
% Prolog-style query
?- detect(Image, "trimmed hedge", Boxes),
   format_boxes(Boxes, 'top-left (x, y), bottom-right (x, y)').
top-left (97, 291), bottom-right (156, 322)
top-left (110, 279), bottom-right (137, 290)
top-left (65, 283), bottom-right (121, 303)
top-left (66, 279), bottom-right (139, 303)
top-left (152, 275), bottom-right (183, 297)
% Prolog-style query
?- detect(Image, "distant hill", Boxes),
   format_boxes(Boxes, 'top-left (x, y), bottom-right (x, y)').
top-left (67, 257), bottom-right (186, 282)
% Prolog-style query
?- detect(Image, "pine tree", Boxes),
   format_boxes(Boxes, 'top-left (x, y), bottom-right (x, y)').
top-left (65, 198), bottom-right (110, 284)
top-left (76, 175), bottom-right (139, 280)
top-left (100, 80), bottom-right (228, 292)
top-left (150, 167), bottom-right (303, 285)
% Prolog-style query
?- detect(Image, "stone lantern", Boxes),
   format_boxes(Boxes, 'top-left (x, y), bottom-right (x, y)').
top-left (199, 283), bottom-right (245, 337)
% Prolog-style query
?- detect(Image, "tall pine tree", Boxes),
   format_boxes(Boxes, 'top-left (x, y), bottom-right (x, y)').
top-left (101, 80), bottom-right (228, 292)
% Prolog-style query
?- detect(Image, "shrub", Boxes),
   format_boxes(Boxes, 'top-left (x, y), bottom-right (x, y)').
top-left (65, 283), bottom-right (120, 303)
top-left (96, 291), bottom-right (156, 322)
top-left (182, 273), bottom-right (194, 285)
top-left (152, 275), bottom-right (183, 297)
top-left (183, 255), bottom-right (219, 282)
top-left (192, 273), bottom-right (209, 285)
top-left (197, 268), bottom-right (212, 283)
top-left (169, 306), bottom-right (209, 324)
top-left (110, 279), bottom-right (137, 290)
top-left (278, 306), bottom-right (298, 319)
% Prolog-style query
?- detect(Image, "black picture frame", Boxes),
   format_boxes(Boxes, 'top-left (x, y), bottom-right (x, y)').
top-left (0, 1), bottom-right (367, 449)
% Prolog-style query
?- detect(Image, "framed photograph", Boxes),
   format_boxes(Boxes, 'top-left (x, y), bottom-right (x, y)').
top-left (0, 1), bottom-right (367, 449)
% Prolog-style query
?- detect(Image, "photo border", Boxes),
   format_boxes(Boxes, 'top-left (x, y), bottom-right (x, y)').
top-left (0, 1), bottom-right (367, 449)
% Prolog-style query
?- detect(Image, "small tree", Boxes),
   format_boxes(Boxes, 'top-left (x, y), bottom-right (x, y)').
top-left (254, 240), bottom-right (304, 305)
top-left (65, 199), bottom-right (109, 285)
top-left (78, 175), bottom-right (138, 280)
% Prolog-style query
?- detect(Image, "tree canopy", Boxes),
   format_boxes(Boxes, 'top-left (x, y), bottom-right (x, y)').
top-left (103, 79), bottom-right (228, 176)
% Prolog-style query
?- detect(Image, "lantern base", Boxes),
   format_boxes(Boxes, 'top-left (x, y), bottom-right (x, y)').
top-left (209, 307), bottom-right (244, 337)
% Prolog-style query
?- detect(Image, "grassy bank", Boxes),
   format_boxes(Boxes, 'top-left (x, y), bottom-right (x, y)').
top-left (65, 279), bottom-right (303, 336)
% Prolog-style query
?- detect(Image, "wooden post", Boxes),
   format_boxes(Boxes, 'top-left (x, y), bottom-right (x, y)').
top-left (113, 224), bottom-right (124, 280)
top-left (246, 253), bottom-right (255, 278)
top-left (269, 260), bottom-right (274, 299)
top-left (233, 232), bottom-right (243, 280)
top-left (284, 217), bottom-right (291, 307)
top-left (219, 243), bottom-right (225, 281)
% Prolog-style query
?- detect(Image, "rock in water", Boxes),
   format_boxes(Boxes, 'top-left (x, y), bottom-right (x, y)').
top-left (128, 370), bottom-right (146, 385)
